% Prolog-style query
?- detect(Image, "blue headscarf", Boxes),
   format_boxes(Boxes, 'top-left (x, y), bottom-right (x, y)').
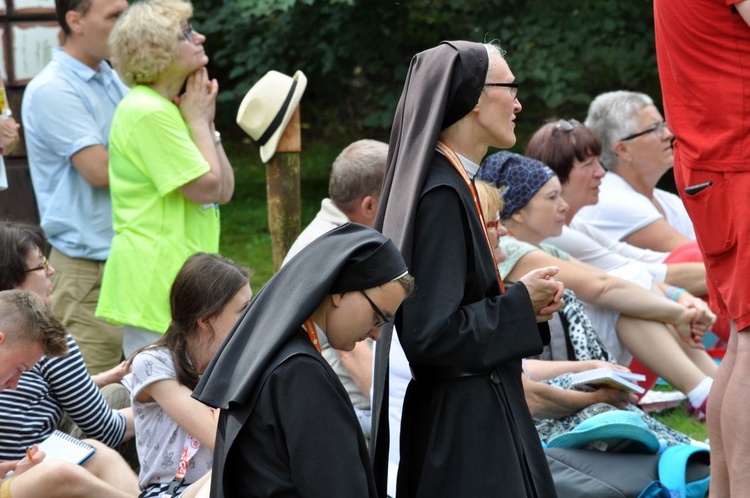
top-left (478, 151), bottom-right (556, 219)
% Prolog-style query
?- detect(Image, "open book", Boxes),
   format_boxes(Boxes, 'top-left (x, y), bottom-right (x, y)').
top-left (37, 430), bottom-right (96, 465)
top-left (569, 367), bottom-right (646, 394)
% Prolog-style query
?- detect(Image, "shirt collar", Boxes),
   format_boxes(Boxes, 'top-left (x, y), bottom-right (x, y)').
top-left (457, 152), bottom-right (480, 179)
top-left (52, 48), bottom-right (114, 83)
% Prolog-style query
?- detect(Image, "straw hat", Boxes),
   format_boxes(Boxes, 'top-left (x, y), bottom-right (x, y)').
top-left (547, 410), bottom-right (660, 454)
top-left (236, 70), bottom-right (307, 163)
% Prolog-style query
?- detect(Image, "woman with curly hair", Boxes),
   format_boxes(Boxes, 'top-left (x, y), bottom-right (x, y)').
top-left (97, 0), bottom-right (234, 356)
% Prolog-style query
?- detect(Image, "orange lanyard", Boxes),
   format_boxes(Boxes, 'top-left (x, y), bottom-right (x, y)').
top-left (435, 141), bottom-right (505, 292)
top-left (303, 318), bottom-right (322, 354)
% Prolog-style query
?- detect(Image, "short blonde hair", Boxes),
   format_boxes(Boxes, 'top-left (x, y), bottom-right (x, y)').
top-left (476, 180), bottom-right (502, 221)
top-left (109, 0), bottom-right (193, 86)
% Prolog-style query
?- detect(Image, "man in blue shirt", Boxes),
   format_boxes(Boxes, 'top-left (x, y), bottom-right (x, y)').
top-left (22, 0), bottom-right (129, 374)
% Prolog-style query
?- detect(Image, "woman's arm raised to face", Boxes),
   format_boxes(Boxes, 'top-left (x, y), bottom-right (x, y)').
top-left (178, 68), bottom-right (234, 205)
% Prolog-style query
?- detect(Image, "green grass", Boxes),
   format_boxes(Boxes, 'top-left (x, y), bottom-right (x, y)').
top-left (218, 135), bottom-right (708, 442)
top-left (653, 406), bottom-right (708, 442)
top-left (651, 392), bottom-right (709, 442)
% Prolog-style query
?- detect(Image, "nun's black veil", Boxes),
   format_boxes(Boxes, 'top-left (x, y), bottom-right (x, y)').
top-left (193, 222), bottom-right (407, 409)
top-left (375, 41), bottom-right (488, 264)
top-left (371, 40), bottom-right (489, 493)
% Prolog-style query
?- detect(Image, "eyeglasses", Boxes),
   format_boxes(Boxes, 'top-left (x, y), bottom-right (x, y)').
top-left (486, 218), bottom-right (500, 230)
top-left (25, 255), bottom-right (50, 275)
top-left (181, 23), bottom-right (194, 43)
top-left (360, 290), bottom-right (391, 328)
top-left (485, 82), bottom-right (519, 99)
top-left (553, 119), bottom-right (581, 133)
top-left (620, 121), bottom-right (668, 141)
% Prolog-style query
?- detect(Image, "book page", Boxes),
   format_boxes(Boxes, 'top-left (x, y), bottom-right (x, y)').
top-left (569, 367), bottom-right (645, 394)
top-left (37, 430), bottom-right (96, 465)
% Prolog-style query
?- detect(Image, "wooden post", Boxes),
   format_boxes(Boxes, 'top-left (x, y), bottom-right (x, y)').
top-left (266, 106), bottom-right (301, 271)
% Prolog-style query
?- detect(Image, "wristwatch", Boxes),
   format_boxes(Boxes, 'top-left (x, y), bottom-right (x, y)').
top-left (214, 130), bottom-right (222, 147)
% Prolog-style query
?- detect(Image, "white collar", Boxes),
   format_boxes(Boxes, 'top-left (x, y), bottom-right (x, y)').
top-left (457, 152), bottom-right (480, 179)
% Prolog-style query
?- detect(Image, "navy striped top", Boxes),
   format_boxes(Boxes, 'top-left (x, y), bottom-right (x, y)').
top-left (0, 334), bottom-right (126, 461)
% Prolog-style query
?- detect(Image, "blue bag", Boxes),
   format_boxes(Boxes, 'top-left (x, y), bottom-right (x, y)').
top-left (637, 445), bottom-right (710, 498)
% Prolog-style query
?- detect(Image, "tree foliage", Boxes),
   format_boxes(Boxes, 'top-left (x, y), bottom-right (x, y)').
top-left (194, 0), bottom-right (659, 136)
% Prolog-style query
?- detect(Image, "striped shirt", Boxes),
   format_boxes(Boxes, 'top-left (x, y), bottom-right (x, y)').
top-left (0, 334), bottom-right (126, 461)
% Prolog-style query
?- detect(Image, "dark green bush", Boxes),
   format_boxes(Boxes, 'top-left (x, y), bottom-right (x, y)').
top-left (195, 0), bottom-right (659, 141)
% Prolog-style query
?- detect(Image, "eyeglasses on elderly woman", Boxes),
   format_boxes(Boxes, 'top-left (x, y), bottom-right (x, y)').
top-left (484, 82), bottom-right (519, 99)
top-left (619, 121), bottom-right (668, 142)
top-left (181, 23), bottom-right (195, 43)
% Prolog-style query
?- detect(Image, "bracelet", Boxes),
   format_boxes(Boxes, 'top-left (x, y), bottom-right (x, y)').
top-left (665, 285), bottom-right (686, 301)
top-left (214, 130), bottom-right (222, 147)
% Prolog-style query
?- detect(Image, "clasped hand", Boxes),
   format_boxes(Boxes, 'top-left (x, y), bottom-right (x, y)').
top-left (174, 67), bottom-right (218, 128)
top-left (673, 293), bottom-right (717, 349)
top-left (519, 266), bottom-right (564, 323)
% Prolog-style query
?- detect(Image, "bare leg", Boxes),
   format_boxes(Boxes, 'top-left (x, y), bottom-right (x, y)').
top-left (616, 315), bottom-right (706, 394)
top-left (10, 459), bottom-right (137, 498)
top-left (181, 472), bottom-right (212, 498)
top-left (673, 329), bottom-right (719, 377)
top-left (707, 321), bottom-right (735, 498)
top-left (719, 326), bottom-right (750, 496)
top-left (80, 439), bottom-right (140, 494)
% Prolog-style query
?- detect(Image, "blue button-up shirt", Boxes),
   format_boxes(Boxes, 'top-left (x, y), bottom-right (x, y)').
top-left (22, 48), bottom-right (129, 260)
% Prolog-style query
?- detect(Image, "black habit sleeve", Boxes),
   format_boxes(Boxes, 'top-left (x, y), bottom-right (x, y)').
top-left (399, 184), bottom-right (545, 367)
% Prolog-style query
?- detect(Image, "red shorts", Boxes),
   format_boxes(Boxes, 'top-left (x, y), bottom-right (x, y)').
top-left (674, 164), bottom-right (750, 331)
top-left (662, 240), bottom-right (731, 343)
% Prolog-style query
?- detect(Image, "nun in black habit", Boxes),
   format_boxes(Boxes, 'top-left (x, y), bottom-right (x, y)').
top-left (370, 41), bottom-right (563, 497)
top-left (193, 223), bottom-right (413, 498)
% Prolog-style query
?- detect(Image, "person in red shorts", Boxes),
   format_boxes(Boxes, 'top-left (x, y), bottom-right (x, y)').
top-left (655, 0), bottom-right (750, 495)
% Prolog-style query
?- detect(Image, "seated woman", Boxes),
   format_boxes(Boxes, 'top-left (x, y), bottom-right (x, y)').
top-left (0, 221), bottom-right (139, 494)
top-left (525, 118), bottom-right (728, 343)
top-left (578, 91), bottom-right (694, 253)
top-left (129, 253), bottom-right (251, 497)
top-left (194, 223), bottom-right (414, 497)
top-left (477, 153), bottom-right (718, 419)
top-left (476, 180), bottom-right (699, 448)
top-left (522, 358), bottom-right (699, 448)
top-left (526, 118), bottom-right (706, 296)
top-left (0, 221), bottom-right (135, 460)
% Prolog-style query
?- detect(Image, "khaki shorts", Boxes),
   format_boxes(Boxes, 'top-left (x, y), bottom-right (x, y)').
top-left (49, 248), bottom-right (124, 374)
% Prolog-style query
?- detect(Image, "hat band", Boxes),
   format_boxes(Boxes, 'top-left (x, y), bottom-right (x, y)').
top-left (256, 80), bottom-right (298, 146)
